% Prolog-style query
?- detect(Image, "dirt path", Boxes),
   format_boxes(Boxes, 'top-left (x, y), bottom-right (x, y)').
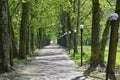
top-left (1, 44), bottom-right (120, 80)
top-left (13, 44), bottom-right (87, 80)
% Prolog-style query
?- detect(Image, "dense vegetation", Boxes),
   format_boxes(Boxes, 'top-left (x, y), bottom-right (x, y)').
top-left (0, 0), bottom-right (120, 79)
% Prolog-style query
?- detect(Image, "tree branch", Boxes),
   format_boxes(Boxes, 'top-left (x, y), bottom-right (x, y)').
top-left (106, 0), bottom-right (115, 6)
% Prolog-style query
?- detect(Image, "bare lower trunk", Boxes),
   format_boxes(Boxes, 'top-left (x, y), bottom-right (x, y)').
top-left (30, 31), bottom-right (35, 52)
top-left (90, 0), bottom-right (101, 67)
top-left (99, 20), bottom-right (110, 67)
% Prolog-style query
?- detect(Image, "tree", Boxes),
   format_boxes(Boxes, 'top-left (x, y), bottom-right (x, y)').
top-left (98, 0), bottom-right (116, 67)
top-left (19, 1), bottom-right (29, 59)
top-left (59, 8), bottom-right (68, 47)
top-left (90, 0), bottom-right (101, 67)
top-left (30, 26), bottom-right (35, 53)
top-left (8, 0), bottom-right (21, 65)
top-left (0, 0), bottom-right (11, 72)
top-left (108, 0), bottom-right (120, 79)
top-left (99, 20), bottom-right (110, 66)
top-left (37, 27), bottom-right (44, 49)
top-left (9, 0), bottom-right (21, 57)
top-left (74, 0), bottom-right (80, 53)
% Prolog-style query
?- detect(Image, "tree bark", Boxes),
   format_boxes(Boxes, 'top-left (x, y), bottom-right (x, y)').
top-left (67, 12), bottom-right (73, 49)
top-left (0, 0), bottom-right (10, 72)
top-left (26, 24), bottom-right (30, 55)
top-left (19, 2), bottom-right (29, 59)
top-left (73, 0), bottom-right (78, 53)
top-left (108, 0), bottom-right (120, 79)
top-left (90, 0), bottom-right (101, 67)
top-left (62, 26), bottom-right (67, 47)
top-left (74, 0), bottom-right (80, 53)
top-left (38, 27), bottom-right (43, 49)
top-left (30, 29), bottom-right (35, 53)
top-left (59, 9), bottom-right (68, 47)
top-left (99, 20), bottom-right (110, 67)
top-left (8, 6), bottom-right (19, 66)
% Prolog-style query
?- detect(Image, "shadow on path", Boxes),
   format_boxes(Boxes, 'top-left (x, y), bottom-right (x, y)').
top-left (12, 44), bottom-right (86, 80)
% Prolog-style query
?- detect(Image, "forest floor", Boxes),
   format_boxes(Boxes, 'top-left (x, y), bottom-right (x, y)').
top-left (0, 44), bottom-right (120, 80)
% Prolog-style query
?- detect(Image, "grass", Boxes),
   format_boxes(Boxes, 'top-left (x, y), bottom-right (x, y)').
top-left (13, 58), bottom-right (26, 64)
top-left (104, 46), bottom-right (120, 65)
top-left (68, 46), bottom-right (120, 65)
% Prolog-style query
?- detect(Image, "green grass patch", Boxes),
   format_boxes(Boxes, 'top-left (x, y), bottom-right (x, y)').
top-left (68, 46), bottom-right (120, 65)
top-left (116, 47), bottom-right (120, 65)
top-left (13, 58), bottom-right (25, 64)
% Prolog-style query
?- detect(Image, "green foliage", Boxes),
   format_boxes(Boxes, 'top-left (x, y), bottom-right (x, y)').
top-left (8, 0), bottom-right (118, 42)
top-left (8, 0), bottom-right (119, 52)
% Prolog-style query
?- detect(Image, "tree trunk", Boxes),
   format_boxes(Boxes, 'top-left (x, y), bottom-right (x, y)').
top-left (26, 25), bottom-right (30, 55)
top-left (75, 0), bottom-right (81, 53)
top-left (90, 0), bottom-right (101, 67)
top-left (38, 27), bottom-right (43, 49)
top-left (9, 23), bottom-right (18, 58)
top-left (62, 26), bottom-right (67, 47)
top-left (108, 0), bottom-right (120, 79)
top-left (59, 9), bottom-right (68, 47)
top-left (37, 31), bottom-right (40, 48)
top-left (8, 7), bottom-right (19, 66)
top-left (19, 2), bottom-right (29, 59)
top-left (99, 20), bottom-right (110, 67)
top-left (67, 12), bottom-right (73, 49)
top-left (73, 0), bottom-right (78, 53)
top-left (30, 29), bottom-right (35, 53)
top-left (0, 0), bottom-right (10, 72)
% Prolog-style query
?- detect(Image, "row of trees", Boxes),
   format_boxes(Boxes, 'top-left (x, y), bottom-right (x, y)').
top-left (57, 0), bottom-right (120, 79)
top-left (0, 0), bottom-right (120, 79)
top-left (0, 0), bottom-right (52, 72)
top-left (91, 0), bottom-right (120, 79)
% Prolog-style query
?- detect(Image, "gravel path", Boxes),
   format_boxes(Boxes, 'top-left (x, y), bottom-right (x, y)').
top-left (14, 44), bottom-right (86, 80)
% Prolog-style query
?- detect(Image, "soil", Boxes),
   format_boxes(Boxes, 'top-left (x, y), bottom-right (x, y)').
top-left (78, 61), bottom-right (120, 80)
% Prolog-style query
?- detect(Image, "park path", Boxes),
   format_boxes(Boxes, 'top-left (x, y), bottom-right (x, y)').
top-left (13, 44), bottom-right (86, 80)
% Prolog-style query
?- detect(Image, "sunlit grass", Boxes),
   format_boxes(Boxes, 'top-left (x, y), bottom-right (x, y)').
top-left (116, 47), bottom-right (120, 65)
top-left (104, 46), bottom-right (120, 65)
top-left (68, 46), bottom-right (120, 65)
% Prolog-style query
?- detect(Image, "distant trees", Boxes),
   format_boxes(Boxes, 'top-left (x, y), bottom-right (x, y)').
top-left (37, 27), bottom-right (50, 49)
top-left (58, 0), bottom-right (79, 52)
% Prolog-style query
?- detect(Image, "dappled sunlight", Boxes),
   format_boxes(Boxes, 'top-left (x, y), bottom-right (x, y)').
top-left (13, 44), bottom-right (85, 80)
top-left (1, 0), bottom-right (120, 80)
